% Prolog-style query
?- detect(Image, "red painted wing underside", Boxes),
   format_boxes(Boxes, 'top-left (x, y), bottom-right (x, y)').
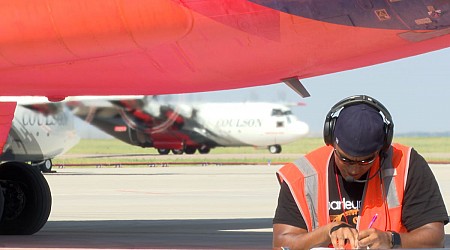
top-left (0, 0), bottom-right (449, 99)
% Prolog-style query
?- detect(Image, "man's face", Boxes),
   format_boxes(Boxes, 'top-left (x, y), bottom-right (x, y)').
top-left (334, 145), bottom-right (379, 180)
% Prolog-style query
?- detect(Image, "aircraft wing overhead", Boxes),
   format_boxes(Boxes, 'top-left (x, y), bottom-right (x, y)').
top-left (0, 1), bottom-right (450, 99)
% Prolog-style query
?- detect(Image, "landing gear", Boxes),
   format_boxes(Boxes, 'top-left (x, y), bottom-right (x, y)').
top-left (198, 147), bottom-right (210, 154)
top-left (171, 149), bottom-right (184, 155)
top-left (184, 147), bottom-right (196, 154)
top-left (157, 146), bottom-right (211, 154)
top-left (268, 144), bottom-right (282, 154)
top-left (0, 161), bottom-right (51, 235)
top-left (157, 148), bottom-right (170, 155)
top-left (32, 159), bottom-right (53, 173)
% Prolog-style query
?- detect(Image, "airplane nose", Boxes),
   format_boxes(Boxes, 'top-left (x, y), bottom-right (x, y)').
top-left (294, 121), bottom-right (309, 137)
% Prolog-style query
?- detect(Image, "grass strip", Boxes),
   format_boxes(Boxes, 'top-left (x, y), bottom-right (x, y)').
top-left (54, 137), bottom-right (450, 166)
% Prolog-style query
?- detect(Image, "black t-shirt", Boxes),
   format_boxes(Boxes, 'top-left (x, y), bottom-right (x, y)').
top-left (272, 148), bottom-right (449, 231)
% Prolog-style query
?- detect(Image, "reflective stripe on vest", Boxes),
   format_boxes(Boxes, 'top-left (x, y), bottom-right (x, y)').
top-left (277, 144), bottom-right (411, 232)
top-left (277, 146), bottom-right (334, 231)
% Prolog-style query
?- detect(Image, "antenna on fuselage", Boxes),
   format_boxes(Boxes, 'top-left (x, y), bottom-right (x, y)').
top-left (282, 77), bottom-right (310, 98)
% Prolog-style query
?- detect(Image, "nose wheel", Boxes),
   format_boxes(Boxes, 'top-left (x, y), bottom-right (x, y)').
top-left (268, 144), bottom-right (282, 154)
top-left (32, 159), bottom-right (53, 173)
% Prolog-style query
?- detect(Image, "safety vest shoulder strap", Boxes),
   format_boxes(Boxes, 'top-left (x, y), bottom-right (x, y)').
top-left (276, 146), bottom-right (334, 231)
top-left (358, 143), bottom-right (412, 232)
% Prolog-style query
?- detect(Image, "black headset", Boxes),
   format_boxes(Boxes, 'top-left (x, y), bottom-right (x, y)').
top-left (323, 95), bottom-right (394, 154)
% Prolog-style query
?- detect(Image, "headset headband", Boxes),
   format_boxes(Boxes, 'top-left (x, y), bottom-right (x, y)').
top-left (323, 95), bottom-right (394, 153)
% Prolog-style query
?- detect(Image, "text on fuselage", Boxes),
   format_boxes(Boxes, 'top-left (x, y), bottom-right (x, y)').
top-left (21, 113), bottom-right (69, 126)
top-left (215, 119), bottom-right (262, 127)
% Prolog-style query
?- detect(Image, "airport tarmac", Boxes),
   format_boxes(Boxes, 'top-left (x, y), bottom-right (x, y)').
top-left (0, 164), bottom-right (450, 249)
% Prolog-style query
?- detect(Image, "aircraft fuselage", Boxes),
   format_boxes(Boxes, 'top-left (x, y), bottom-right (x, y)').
top-left (1, 105), bottom-right (79, 162)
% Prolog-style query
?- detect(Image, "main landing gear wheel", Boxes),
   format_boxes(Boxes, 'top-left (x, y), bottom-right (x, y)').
top-left (171, 149), bottom-right (184, 155)
top-left (35, 159), bottom-right (53, 173)
top-left (184, 147), bottom-right (196, 154)
top-left (31, 159), bottom-right (53, 173)
top-left (157, 148), bottom-right (170, 155)
top-left (41, 159), bottom-right (53, 173)
top-left (268, 144), bottom-right (282, 154)
top-left (0, 162), bottom-right (52, 235)
top-left (198, 147), bottom-right (210, 154)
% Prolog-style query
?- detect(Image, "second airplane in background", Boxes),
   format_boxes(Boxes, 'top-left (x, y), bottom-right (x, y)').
top-left (70, 96), bottom-right (309, 154)
top-left (2, 101), bottom-right (79, 172)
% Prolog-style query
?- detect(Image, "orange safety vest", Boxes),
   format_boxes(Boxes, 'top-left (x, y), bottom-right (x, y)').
top-left (276, 143), bottom-right (411, 233)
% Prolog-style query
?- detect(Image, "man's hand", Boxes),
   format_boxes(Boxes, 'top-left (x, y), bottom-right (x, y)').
top-left (328, 222), bottom-right (360, 249)
top-left (358, 228), bottom-right (391, 249)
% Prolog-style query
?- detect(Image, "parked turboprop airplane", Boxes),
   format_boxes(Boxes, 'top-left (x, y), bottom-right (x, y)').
top-left (70, 96), bottom-right (309, 154)
top-left (1, 1), bottom-right (450, 235)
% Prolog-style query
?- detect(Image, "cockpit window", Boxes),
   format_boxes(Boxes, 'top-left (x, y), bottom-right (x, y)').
top-left (272, 109), bottom-right (293, 117)
top-left (272, 109), bottom-right (283, 116)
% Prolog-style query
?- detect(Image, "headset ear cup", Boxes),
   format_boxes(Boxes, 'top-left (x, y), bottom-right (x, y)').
top-left (384, 123), bottom-right (394, 152)
top-left (323, 117), bottom-right (336, 146)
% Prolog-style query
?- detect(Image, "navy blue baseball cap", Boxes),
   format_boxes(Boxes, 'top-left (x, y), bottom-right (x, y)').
top-left (333, 104), bottom-right (385, 157)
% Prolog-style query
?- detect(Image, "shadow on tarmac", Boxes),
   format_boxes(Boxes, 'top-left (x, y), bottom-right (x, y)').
top-left (0, 218), bottom-right (273, 249)
top-left (1, 218), bottom-right (450, 249)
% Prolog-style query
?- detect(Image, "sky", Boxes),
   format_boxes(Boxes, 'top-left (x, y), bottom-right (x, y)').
top-left (168, 47), bottom-right (450, 137)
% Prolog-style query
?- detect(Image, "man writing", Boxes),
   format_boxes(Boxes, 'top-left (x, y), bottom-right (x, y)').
top-left (272, 95), bottom-right (448, 249)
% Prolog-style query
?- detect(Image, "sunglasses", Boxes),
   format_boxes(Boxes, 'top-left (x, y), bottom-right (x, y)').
top-left (334, 149), bottom-right (377, 166)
